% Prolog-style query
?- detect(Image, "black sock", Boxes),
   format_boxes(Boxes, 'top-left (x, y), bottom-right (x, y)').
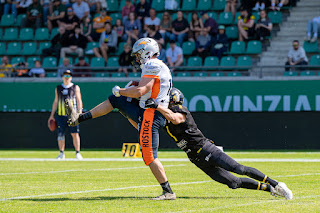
top-left (76, 151), bottom-right (80, 154)
top-left (241, 166), bottom-right (278, 187)
top-left (78, 111), bottom-right (92, 123)
top-left (239, 178), bottom-right (271, 192)
top-left (60, 150), bottom-right (64, 154)
top-left (264, 176), bottom-right (278, 188)
top-left (160, 181), bottom-right (173, 194)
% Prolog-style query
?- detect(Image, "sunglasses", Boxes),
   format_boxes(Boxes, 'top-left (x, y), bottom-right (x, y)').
top-left (64, 74), bottom-right (71, 78)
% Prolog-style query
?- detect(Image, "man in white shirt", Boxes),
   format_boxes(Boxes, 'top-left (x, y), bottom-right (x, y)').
top-left (285, 40), bottom-right (308, 71)
top-left (144, 8), bottom-right (160, 31)
top-left (72, 0), bottom-right (89, 20)
top-left (166, 40), bottom-right (184, 71)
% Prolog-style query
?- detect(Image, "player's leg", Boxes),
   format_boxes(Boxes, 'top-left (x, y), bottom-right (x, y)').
top-left (56, 115), bottom-right (66, 159)
top-left (70, 124), bottom-right (82, 159)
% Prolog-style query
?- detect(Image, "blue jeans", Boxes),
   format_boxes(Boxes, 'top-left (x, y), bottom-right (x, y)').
top-left (169, 32), bottom-right (187, 47)
top-left (4, 3), bottom-right (17, 18)
top-left (160, 31), bottom-right (171, 42)
top-left (307, 20), bottom-right (320, 37)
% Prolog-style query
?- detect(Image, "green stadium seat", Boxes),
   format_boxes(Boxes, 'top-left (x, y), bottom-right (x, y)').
top-left (74, 57), bottom-right (89, 64)
top-left (0, 43), bottom-right (5, 55)
top-left (0, 14), bottom-right (14, 27)
top-left (34, 28), bottom-right (49, 40)
top-left (43, 57), bottom-right (57, 68)
top-left (213, 0), bottom-right (226, 11)
top-left (110, 13), bottom-right (121, 25)
top-left (157, 12), bottom-right (163, 20)
top-left (197, 0), bottom-right (212, 10)
top-left (115, 42), bottom-right (125, 55)
top-left (128, 72), bottom-right (140, 77)
top-left (176, 72), bottom-right (191, 77)
top-left (11, 57), bottom-right (25, 64)
top-left (233, 12), bottom-right (241, 24)
top-left (90, 57), bottom-right (105, 67)
top-left (204, 56), bottom-right (219, 70)
top-left (108, 57), bottom-right (119, 67)
top-left (6, 42), bottom-right (21, 55)
top-left (85, 42), bottom-right (99, 54)
top-left (227, 71), bottom-right (241, 76)
top-left (3, 28), bottom-right (18, 41)
top-left (182, 41), bottom-right (195, 55)
top-left (151, 0), bottom-right (165, 11)
top-left (0, 28), bottom-right (2, 40)
top-left (37, 42), bottom-right (51, 54)
top-left (225, 26), bottom-right (238, 39)
top-left (95, 72), bottom-right (109, 77)
top-left (193, 72), bottom-right (208, 77)
top-left (27, 56), bottom-right (40, 67)
top-left (300, 71), bottom-right (316, 76)
top-left (283, 71), bottom-right (298, 76)
top-left (229, 41), bottom-right (245, 54)
top-left (218, 12), bottom-right (233, 25)
top-left (107, 0), bottom-right (119, 12)
top-left (15, 14), bottom-right (26, 26)
top-left (246, 40), bottom-right (262, 54)
top-left (50, 28), bottom-right (59, 39)
top-left (46, 72), bottom-right (58, 77)
top-left (268, 11), bottom-right (282, 24)
top-left (252, 12), bottom-right (260, 23)
top-left (309, 55), bottom-right (320, 65)
top-left (187, 56), bottom-right (202, 70)
top-left (111, 72), bottom-right (126, 77)
top-left (237, 56), bottom-right (252, 70)
top-left (19, 28), bottom-right (34, 41)
top-left (22, 42), bottom-right (37, 55)
top-left (59, 57), bottom-right (73, 65)
top-left (181, 0), bottom-right (196, 11)
top-left (220, 56), bottom-right (235, 70)
top-left (207, 12), bottom-right (218, 21)
top-left (210, 71), bottom-right (225, 76)
top-left (303, 41), bottom-right (318, 53)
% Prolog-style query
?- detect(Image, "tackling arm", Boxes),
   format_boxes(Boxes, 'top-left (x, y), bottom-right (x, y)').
top-left (157, 105), bottom-right (186, 125)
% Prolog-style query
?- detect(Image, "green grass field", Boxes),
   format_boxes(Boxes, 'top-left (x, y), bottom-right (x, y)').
top-left (0, 150), bottom-right (320, 212)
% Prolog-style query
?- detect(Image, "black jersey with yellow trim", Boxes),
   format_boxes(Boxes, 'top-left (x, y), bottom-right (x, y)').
top-left (57, 84), bottom-right (77, 116)
top-left (164, 105), bottom-right (207, 152)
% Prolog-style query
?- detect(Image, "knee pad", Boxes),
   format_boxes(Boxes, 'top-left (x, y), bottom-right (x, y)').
top-left (234, 164), bottom-right (246, 175)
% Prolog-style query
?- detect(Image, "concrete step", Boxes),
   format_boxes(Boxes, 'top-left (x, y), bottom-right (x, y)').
top-left (287, 13), bottom-right (319, 20)
top-left (281, 22), bottom-right (308, 28)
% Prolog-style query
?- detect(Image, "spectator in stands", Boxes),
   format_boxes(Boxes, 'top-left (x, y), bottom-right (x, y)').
top-left (87, 0), bottom-right (101, 14)
top-left (91, 8), bottom-right (111, 41)
top-left (29, 60), bottom-right (45, 77)
top-left (16, 0), bottom-right (32, 15)
top-left (93, 22), bottom-right (117, 63)
top-left (15, 62), bottom-right (29, 77)
top-left (74, 56), bottom-right (90, 77)
top-left (270, 0), bottom-right (289, 11)
top-left (165, 0), bottom-right (178, 10)
top-left (43, 26), bottom-right (69, 60)
top-left (122, 0), bottom-right (135, 24)
top-left (225, 0), bottom-right (237, 19)
top-left (21, 0), bottom-right (43, 29)
top-left (305, 16), bottom-right (320, 43)
top-left (41, 0), bottom-right (50, 25)
top-left (157, 43), bottom-right (167, 63)
top-left (57, 57), bottom-right (73, 77)
top-left (118, 43), bottom-right (134, 76)
top-left (170, 10), bottom-right (189, 47)
top-left (0, 56), bottom-right (13, 77)
top-left (4, 0), bottom-right (18, 18)
top-left (255, 10), bottom-right (272, 41)
top-left (127, 25), bottom-right (142, 45)
top-left (146, 25), bottom-right (164, 45)
top-left (60, 25), bottom-right (88, 58)
top-left (166, 40), bottom-right (184, 71)
top-left (144, 8), bottom-right (160, 31)
top-left (193, 29), bottom-right (212, 61)
top-left (72, 0), bottom-right (89, 21)
top-left (135, 0), bottom-right (150, 24)
top-left (58, 7), bottom-right (80, 32)
top-left (47, 0), bottom-right (66, 33)
top-left (285, 40), bottom-right (308, 71)
top-left (114, 18), bottom-right (124, 44)
top-left (80, 16), bottom-right (93, 41)
top-left (237, 8), bottom-right (255, 41)
top-left (201, 10), bottom-right (218, 37)
top-left (252, 0), bottom-right (266, 11)
top-left (123, 11), bottom-right (141, 41)
top-left (189, 12), bottom-right (204, 42)
top-left (159, 11), bottom-right (172, 42)
top-left (211, 25), bottom-right (228, 59)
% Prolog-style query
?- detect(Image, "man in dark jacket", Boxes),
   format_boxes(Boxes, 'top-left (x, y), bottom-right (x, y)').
top-left (42, 26), bottom-right (69, 60)
top-left (211, 25), bottom-right (228, 59)
top-left (60, 26), bottom-right (88, 58)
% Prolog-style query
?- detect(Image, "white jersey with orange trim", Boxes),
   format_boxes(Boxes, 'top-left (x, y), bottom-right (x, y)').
top-left (139, 58), bottom-right (172, 109)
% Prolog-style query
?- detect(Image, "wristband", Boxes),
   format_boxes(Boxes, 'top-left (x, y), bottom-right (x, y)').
top-left (78, 111), bottom-right (92, 123)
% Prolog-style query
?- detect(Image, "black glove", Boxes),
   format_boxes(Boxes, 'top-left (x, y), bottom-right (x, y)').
top-left (145, 98), bottom-right (159, 109)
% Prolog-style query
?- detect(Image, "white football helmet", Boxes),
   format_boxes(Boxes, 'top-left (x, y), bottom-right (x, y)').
top-left (131, 38), bottom-right (160, 65)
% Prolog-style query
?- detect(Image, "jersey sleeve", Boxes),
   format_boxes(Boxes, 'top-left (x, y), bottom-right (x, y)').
top-left (141, 61), bottom-right (161, 77)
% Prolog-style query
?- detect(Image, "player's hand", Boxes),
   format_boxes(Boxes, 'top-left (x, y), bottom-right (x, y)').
top-left (145, 98), bottom-right (159, 109)
top-left (65, 98), bottom-right (80, 126)
top-left (112, 85), bottom-right (121, 97)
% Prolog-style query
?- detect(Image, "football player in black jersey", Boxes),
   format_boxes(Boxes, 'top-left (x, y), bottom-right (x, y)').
top-left (144, 87), bottom-right (293, 200)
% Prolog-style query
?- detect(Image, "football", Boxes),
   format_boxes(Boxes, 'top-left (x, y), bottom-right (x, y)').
top-left (48, 119), bottom-right (57, 132)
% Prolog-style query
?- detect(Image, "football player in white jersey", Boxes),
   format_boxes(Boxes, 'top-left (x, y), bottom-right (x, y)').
top-left (65, 38), bottom-right (176, 200)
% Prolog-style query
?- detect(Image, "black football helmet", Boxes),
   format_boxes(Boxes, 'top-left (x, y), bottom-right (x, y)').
top-left (169, 87), bottom-right (184, 108)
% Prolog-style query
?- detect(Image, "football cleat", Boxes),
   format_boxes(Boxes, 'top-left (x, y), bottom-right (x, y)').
top-left (76, 153), bottom-right (83, 160)
top-left (271, 182), bottom-right (293, 200)
top-left (56, 153), bottom-right (65, 160)
top-left (151, 192), bottom-right (176, 200)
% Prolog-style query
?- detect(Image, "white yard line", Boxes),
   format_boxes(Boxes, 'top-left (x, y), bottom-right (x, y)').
top-left (0, 164), bottom-right (186, 176)
top-left (0, 158), bottom-right (320, 162)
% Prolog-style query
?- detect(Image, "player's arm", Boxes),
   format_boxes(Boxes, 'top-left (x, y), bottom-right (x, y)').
top-left (118, 77), bottom-right (155, 98)
top-left (75, 85), bottom-right (83, 114)
top-left (48, 88), bottom-right (58, 122)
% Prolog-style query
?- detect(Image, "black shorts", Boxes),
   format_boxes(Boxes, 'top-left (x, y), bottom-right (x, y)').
top-left (98, 46), bottom-right (116, 55)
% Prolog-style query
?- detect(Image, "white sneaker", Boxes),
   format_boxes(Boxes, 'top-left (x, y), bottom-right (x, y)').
top-left (310, 36), bottom-right (317, 43)
top-left (305, 36), bottom-right (311, 41)
top-left (271, 182), bottom-right (293, 200)
top-left (56, 153), bottom-right (65, 160)
top-left (76, 153), bottom-right (83, 160)
top-left (151, 192), bottom-right (176, 200)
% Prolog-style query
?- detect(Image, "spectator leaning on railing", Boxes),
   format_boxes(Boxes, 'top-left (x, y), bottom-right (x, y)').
top-left (285, 40), bottom-right (308, 72)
